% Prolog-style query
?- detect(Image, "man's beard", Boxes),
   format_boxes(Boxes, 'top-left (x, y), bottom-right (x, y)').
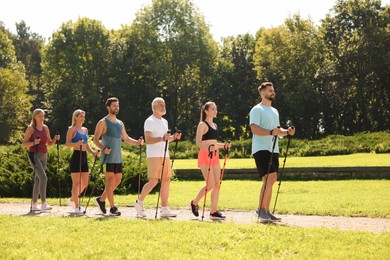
top-left (265, 94), bottom-right (275, 101)
top-left (110, 109), bottom-right (119, 115)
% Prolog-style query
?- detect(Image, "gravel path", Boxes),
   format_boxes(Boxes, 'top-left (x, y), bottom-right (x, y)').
top-left (1, 203), bottom-right (389, 234)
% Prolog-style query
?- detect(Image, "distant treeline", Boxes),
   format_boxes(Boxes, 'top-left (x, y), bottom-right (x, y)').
top-left (0, 0), bottom-right (389, 145)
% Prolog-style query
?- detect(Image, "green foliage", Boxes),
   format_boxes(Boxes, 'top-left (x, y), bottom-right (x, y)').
top-left (319, 0), bottom-right (390, 134)
top-left (1, 0), bottom-right (389, 146)
top-left (0, 29), bottom-right (31, 144)
top-left (11, 21), bottom-right (44, 108)
top-left (254, 15), bottom-right (323, 139)
top-left (0, 144), bottom-right (147, 198)
top-left (42, 17), bottom-right (112, 138)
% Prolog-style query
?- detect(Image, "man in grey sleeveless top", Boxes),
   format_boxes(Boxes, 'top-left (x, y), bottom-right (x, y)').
top-left (93, 97), bottom-right (144, 216)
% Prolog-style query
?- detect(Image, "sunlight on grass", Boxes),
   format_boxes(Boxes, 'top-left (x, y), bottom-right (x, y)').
top-left (173, 153), bottom-right (390, 169)
top-left (0, 215), bottom-right (389, 259)
top-left (2, 180), bottom-right (389, 218)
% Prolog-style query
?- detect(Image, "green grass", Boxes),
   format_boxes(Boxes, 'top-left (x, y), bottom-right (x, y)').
top-left (2, 180), bottom-right (389, 218)
top-left (173, 153), bottom-right (390, 169)
top-left (1, 215), bottom-right (389, 259)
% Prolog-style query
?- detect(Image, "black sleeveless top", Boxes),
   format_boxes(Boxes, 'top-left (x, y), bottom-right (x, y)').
top-left (202, 121), bottom-right (219, 140)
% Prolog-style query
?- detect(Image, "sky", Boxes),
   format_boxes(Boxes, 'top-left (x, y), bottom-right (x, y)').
top-left (1, 0), bottom-right (389, 42)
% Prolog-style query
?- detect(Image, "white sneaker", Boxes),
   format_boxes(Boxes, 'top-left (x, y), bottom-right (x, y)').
top-left (31, 203), bottom-right (39, 211)
top-left (134, 200), bottom-right (146, 217)
top-left (160, 207), bottom-right (177, 217)
top-left (75, 206), bottom-right (85, 214)
top-left (67, 199), bottom-right (76, 209)
top-left (41, 202), bottom-right (52, 211)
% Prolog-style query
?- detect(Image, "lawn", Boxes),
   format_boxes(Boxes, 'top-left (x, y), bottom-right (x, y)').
top-left (1, 215), bottom-right (389, 259)
top-left (173, 153), bottom-right (390, 169)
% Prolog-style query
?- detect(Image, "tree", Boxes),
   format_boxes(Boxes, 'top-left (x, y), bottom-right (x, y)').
top-left (115, 0), bottom-right (218, 137)
top-left (42, 17), bottom-right (112, 135)
top-left (254, 15), bottom-right (323, 139)
top-left (209, 34), bottom-right (259, 140)
top-left (0, 30), bottom-right (30, 144)
top-left (319, 0), bottom-right (390, 134)
top-left (10, 21), bottom-right (44, 108)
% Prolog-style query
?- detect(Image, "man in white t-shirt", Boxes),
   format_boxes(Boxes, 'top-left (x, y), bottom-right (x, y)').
top-left (134, 97), bottom-right (182, 218)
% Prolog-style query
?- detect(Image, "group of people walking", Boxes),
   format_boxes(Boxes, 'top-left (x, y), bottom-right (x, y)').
top-left (22, 82), bottom-right (295, 222)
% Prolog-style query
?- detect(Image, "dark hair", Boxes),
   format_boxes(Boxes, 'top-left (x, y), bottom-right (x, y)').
top-left (258, 82), bottom-right (273, 94)
top-left (106, 97), bottom-right (119, 107)
top-left (200, 101), bottom-right (215, 122)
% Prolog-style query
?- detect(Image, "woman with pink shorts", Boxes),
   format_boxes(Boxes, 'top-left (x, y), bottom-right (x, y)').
top-left (189, 101), bottom-right (231, 220)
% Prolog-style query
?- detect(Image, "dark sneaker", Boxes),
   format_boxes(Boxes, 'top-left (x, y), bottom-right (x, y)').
top-left (258, 209), bottom-right (271, 223)
top-left (209, 211), bottom-right (226, 220)
top-left (95, 197), bottom-right (106, 214)
top-left (109, 206), bottom-right (121, 216)
top-left (189, 200), bottom-right (199, 217)
top-left (268, 212), bottom-right (281, 222)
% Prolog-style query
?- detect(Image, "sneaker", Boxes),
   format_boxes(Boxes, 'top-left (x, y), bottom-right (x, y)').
top-left (134, 200), bottom-right (146, 217)
top-left (41, 202), bottom-right (52, 211)
top-left (109, 206), bottom-right (121, 216)
top-left (189, 200), bottom-right (199, 217)
top-left (67, 199), bottom-right (76, 209)
top-left (31, 203), bottom-right (39, 211)
top-left (258, 209), bottom-right (271, 223)
top-left (75, 206), bottom-right (85, 214)
top-left (209, 211), bottom-right (226, 220)
top-left (95, 197), bottom-right (106, 214)
top-left (160, 207), bottom-right (177, 217)
top-left (268, 211), bottom-right (281, 222)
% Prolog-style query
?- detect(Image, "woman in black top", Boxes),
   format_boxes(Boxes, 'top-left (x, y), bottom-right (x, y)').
top-left (189, 101), bottom-right (231, 220)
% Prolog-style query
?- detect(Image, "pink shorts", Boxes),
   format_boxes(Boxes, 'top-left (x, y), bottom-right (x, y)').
top-left (197, 149), bottom-right (220, 168)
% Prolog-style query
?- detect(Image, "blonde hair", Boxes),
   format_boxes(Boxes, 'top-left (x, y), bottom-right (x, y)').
top-left (151, 97), bottom-right (165, 112)
top-left (70, 109), bottom-right (85, 127)
top-left (30, 109), bottom-right (45, 128)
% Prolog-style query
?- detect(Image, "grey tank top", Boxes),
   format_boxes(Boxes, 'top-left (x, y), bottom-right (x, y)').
top-left (101, 117), bottom-right (122, 164)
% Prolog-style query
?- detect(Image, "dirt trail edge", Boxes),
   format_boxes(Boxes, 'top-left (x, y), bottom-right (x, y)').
top-left (1, 203), bottom-right (389, 234)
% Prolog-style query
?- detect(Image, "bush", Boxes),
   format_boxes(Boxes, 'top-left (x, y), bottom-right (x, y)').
top-left (1, 131), bottom-right (389, 197)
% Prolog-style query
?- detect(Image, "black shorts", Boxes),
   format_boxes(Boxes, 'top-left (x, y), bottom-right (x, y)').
top-left (105, 163), bottom-right (123, 174)
top-left (253, 150), bottom-right (279, 178)
top-left (70, 151), bottom-right (89, 172)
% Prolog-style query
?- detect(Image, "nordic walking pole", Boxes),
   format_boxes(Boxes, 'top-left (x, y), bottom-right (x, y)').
top-left (155, 130), bottom-right (170, 219)
top-left (272, 127), bottom-right (294, 214)
top-left (138, 136), bottom-right (144, 199)
top-left (170, 130), bottom-right (181, 169)
top-left (29, 136), bottom-right (40, 213)
top-left (78, 139), bottom-right (82, 209)
top-left (258, 128), bottom-right (279, 215)
top-left (201, 144), bottom-right (214, 221)
top-left (83, 150), bottom-right (100, 215)
top-left (56, 131), bottom-right (61, 206)
top-left (219, 140), bottom-right (231, 186)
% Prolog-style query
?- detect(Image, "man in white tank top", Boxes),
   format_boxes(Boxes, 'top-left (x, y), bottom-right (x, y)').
top-left (134, 97), bottom-right (182, 218)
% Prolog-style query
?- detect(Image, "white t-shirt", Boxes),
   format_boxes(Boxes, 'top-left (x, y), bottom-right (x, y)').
top-left (144, 115), bottom-right (170, 158)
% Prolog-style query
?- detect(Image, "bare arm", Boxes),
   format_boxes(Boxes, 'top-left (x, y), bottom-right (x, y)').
top-left (93, 120), bottom-right (106, 151)
top-left (121, 121), bottom-right (143, 146)
top-left (22, 126), bottom-right (37, 148)
top-left (195, 122), bottom-right (209, 150)
top-left (45, 126), bottom-right (59, 147)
